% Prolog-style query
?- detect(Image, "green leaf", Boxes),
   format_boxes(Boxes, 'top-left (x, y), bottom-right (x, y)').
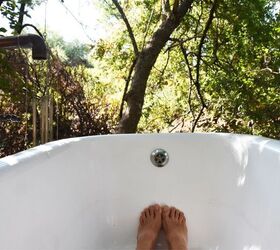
top-left (0, 27), bottom-right (7, 33)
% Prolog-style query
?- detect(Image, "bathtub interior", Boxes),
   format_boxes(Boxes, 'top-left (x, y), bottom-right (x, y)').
top-left (0, 133), bottom-right (279, 250)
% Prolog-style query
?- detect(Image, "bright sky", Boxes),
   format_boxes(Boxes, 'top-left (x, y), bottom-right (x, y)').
top-left (27, 0), bottom-right (108, 43)
top-left (2, 0), bottom-right (279, 43)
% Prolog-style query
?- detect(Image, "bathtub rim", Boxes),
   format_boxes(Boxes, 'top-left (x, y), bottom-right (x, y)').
top-left (0, 132), bottom-right (279, 172)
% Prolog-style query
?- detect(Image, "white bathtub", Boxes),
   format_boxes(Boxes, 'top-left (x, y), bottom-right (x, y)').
top-left (0, 133), bottom-right (279, 250)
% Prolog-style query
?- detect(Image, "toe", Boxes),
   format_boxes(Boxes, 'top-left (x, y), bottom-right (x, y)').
top-left (179, 212), bottom-right (184, 222)
top-left (178, 211), bottom-right (183, 219)
top-left (181, 212), bottom-right (186, 223)
top-left (140, 216), bottom-right (145, 224)
top-left (154, 204), bottom-right (161, 212)
top-left (148, 205), bottom-right (155, 218)
top-left (151, 204), bottom-right (161, 217)
top-left (140, 212), bottom-right (146, 224)
top-left (162, 205), bottom-right (170, 217)
top-left (175, 209), bottom-right (180, 220)
top-left (170, 207), bottom-right (176, 219)
top-left (154, 204), bottom-right (161, 218)
top-left (144, 208), bottom-right (150, 218)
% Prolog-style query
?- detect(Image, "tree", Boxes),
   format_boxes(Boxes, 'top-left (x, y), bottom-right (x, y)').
top-left (47, 32), bottom-right (92, 66)
top-left (112, 0), bottom-right (194, 133)
top-left (0, 0), bottom-right (41, 34)
top-left (102, 0), bottom-right (279, 135)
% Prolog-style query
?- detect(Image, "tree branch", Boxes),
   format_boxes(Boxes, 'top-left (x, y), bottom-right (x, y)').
top-left (191, 106), bottom-right (205, 132)
top-left (142, 7), bottom-right (155, 49)
top-left (111, 0), bottom-right (140, 119)
top-left (119, 57), bottom-right (137, 119)
top-left (161, 0), bottom-right (171, 21)
top-left (194, 1), bottom-right (204, 42)
top-left (192, 0), bottom-right (218, 132)
top-left (169, 118), bottom-right (183, 133)
top-left (167, 36), bottom-right (200, 51)
top-left (155, 49), bottom-right (171, 86)
top-left (112, 0), bottom-right (139, 56)
top-left (195, 0), bottom-right (218, 102)
top-left (180, 43), bottom-right (195, 119)
top-left (172, 0), bottom-right (180, 13)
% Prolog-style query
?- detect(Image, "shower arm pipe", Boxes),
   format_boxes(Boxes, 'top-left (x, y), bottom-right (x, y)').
top-left (0, 34), bottom-right (48, 60)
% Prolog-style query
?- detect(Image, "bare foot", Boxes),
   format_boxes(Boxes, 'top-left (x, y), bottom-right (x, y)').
top-left (162, 206), bottom-right (188, 250)
top-left (136, 204), bottom-right (162, 250)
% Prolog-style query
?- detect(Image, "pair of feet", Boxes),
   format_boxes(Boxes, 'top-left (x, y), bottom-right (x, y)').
top-left (136, 204), bottom-right (188, 250)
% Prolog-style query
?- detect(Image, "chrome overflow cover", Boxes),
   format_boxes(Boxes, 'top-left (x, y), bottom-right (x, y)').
top-left (150, 149), bottom-right (169, 167)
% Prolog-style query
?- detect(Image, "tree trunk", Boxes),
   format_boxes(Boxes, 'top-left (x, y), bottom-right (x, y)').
top-left (15, 2), bottom-right (26, 34)
top-left (118, 0), bottom-right (194, 133)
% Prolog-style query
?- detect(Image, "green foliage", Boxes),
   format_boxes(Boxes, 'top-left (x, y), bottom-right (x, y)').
top-left (0, 1), bottom-right (18, 32)
top-left (47, 33), bottom-right (92, 66)
top-left (0, 49), bottom-right (117, 157)
top-left (0, 0), bottom-right (40, 34)
top-left (97, 0), bottom-right (279, 137)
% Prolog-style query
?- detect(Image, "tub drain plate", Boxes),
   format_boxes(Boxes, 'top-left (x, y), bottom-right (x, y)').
top-left (150, 149), bottom-right (169, 167)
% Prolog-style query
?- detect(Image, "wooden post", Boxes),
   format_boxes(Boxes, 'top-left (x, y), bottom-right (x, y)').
top-left (40, 97), bottom-right (45, 144)
top-left (45, 96), bottom-right (49, 142)
top-left (39, 95), bottom-right (55, 144)
top-left (32, 98), bottom-right (37, 146)
top-left (40, 96), bottom-right (48, 144)
top-left (49, 97), bottom-right (53, 141)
